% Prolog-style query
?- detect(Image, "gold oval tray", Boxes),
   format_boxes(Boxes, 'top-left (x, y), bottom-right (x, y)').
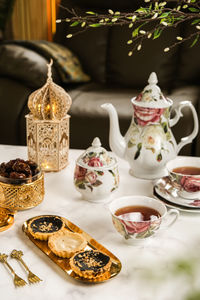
top-left (22, 215), bottom-right (122, 283)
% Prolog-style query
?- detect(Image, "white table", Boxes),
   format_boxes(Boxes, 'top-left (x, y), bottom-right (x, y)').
top-left (1, 145), bottom-right (200, 300)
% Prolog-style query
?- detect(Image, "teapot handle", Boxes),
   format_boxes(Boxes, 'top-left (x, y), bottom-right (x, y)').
top-left (169, 101), bottom-right (199, 154)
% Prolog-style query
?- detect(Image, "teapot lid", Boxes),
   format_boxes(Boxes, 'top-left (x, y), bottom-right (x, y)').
top-left (132, 72), bottom-right (172, 108)
top-left (77, 137), bottom-right (117, 169)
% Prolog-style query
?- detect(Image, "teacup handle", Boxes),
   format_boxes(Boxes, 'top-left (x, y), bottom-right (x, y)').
top-left (160, 209), bottom-right (179, 230)
top-left (169, 101), bottom-right (199, 154)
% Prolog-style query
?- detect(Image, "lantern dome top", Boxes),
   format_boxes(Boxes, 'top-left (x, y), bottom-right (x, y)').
top-left (28, 60), bottom-right (72, 120)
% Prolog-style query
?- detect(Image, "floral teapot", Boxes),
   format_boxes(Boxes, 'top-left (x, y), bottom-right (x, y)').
top-left (102, 72), bottom-right (199, 179)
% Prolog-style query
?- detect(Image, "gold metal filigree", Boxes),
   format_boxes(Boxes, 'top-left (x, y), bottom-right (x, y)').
top-left (0, 174), bottom-right (44, 211)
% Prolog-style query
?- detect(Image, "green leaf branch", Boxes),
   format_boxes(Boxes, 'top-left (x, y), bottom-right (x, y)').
top-left (57, 0), bottom-right (200, 55)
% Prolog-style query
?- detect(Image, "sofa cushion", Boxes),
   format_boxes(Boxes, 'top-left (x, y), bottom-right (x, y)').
top-left (106, 25), bottom-right (180, 90)
top-left (55, 0), bottom-right (108, 84)
top-left (56, 1), bottom-right (181, 90)
top-left (0, 44), bottom-right (60, 88)
top-left (0, 41), bottom-right (90, 88)
top-left (0, 77), bottom-right (31, 145)
top-left (167, 86), bottom-right (200, 156)
top-left (55, 0), bottom-right (155, 85)
top-left (177, 23), bottom-right (200, 86)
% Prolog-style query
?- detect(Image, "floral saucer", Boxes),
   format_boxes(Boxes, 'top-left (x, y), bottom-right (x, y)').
top-left (153, 176), bottom-right (200, 213)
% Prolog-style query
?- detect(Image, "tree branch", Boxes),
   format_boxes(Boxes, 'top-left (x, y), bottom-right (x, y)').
top-left (56, 0), bottom-right (200, 55)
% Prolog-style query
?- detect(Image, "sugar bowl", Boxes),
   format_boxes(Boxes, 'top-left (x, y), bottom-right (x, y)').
top-left (74, 137), bottom-right (119, 201)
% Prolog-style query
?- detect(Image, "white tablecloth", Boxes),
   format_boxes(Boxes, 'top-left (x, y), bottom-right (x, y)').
top-left (0, 145), bottom-right (200, 300)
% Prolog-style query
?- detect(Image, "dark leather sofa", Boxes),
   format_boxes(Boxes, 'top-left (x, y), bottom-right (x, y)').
top-left (0, 0), bottom-right (199, 156)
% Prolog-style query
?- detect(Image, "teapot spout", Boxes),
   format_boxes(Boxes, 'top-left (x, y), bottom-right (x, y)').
top-left (101, 103), bottom-right (126, 158)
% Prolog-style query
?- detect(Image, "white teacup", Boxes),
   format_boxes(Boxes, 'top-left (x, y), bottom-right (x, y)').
top-left (166, 157), bottom-right (200, 199)
top-left (109, 196), bottom-right (179, 243)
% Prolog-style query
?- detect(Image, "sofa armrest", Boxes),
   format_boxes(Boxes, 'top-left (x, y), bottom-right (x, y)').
top-left (0, 77), bottom-right (32, 145)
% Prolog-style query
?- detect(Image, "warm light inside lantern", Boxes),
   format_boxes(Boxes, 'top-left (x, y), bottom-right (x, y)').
top-left (46, 104), bottom-right (51, 111)
top-left (52, 104), bottom-right (55, 113)
top-left (41, 161), bottom-right (51, 170)
top-left (37, 104), bottom-right (41, 115)
top-left (45, 103), bottom-right (56, 115)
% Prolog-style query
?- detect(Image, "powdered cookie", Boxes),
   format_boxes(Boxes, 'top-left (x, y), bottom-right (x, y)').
top-left (48, 230), bottom-right (87, 258)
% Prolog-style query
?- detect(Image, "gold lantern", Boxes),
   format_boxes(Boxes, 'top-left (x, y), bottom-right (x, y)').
top-left (26, 60), bottom-right (72, 171)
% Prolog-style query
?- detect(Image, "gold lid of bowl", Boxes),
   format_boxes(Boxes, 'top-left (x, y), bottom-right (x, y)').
top-left (0, 208), bottom-right (14, 232)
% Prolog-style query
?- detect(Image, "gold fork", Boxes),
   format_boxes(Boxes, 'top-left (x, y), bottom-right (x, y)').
top-left (0, 253), bottom-right (27, 287)
top-left (11, 250), bottom-right (42, 284)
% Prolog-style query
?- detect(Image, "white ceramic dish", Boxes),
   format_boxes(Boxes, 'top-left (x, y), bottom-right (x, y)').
top-left (154, 176), bottom-right (200, 213)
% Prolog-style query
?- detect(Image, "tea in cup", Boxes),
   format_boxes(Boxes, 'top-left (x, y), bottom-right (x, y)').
top-left (109, 196), bottom-right (179, 243)
top-left (166, 157), bottom-right (200, 199)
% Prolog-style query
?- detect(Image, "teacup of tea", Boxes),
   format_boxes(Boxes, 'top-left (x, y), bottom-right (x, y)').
top-left (166, 157), bottom-right (200, 199)
top-left (109, 196), bottom-right (179, 243)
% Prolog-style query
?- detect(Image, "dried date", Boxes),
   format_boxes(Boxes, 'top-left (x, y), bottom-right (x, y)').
top-left (0, 159), bottom-right (39, 181)
top-left (13, 161), bottom-right (32, 176)
top-left (10, 172), bottom-right (27, 179)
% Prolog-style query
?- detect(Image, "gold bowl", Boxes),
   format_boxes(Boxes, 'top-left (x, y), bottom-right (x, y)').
top-left (0, 171), bottom-right (44, 211)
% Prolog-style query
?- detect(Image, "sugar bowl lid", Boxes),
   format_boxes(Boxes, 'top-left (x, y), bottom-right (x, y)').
top-left (132, 72), bottom-right (172, 108)
top-left (77, 137), bottom-right (117, 169)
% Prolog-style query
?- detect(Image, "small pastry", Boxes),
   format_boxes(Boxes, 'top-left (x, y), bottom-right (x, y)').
top-left (69, 250), bottom-right (111, 279)
top-left (28, 216), bottom-right (65, 241)
top-left (48, 231), bottom-right (87, 258)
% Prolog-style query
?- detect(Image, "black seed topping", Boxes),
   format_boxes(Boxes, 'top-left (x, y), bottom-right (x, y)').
top-left (30, 216), bottom-right (63, 233)
top-left (73, 250), bottom-right (110, 272)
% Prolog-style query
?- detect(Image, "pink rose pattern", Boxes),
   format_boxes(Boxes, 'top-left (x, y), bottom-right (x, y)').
top-left (180, 176), bottom-right (200, 193)
top-left (113, 216), bottom-right (161, 239)
top-left (190, 200), bottom-right (200, 207)
top-left (74, 165), bottom-right (87, 181)
top-left (133, 105), bottom-right (164, 127)
top-left (128, 105), bottom-right (173, 162)
top-left (75, 152), bottom-right (118, 192)
top-left (82, 151), bottom-right (105, 166)
top-left (121, 220), bottom-right (151, 234)
top-left (85, 171), bottom-right (97, 184)
top-left (87, 157), bottom-right (103, 167)
top-left (74, 165), bottom-right (103, 192)
top-left (135, 93), bottom-right (142, 102)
